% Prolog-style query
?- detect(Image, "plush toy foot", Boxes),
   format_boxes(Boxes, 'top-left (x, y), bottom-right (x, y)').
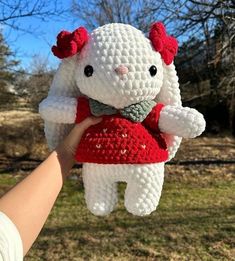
top-left (85, 183), bottom-right (117, 216)
top-left (124, 163), bottom-right (164, 216)
top-left (83, 164), bottom-right (118, 216)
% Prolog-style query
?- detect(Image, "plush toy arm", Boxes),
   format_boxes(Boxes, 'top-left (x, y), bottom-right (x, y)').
top-left (159, 105), bottom-right (206, 138)
top-left (39, 96), bottom-right (77, 124)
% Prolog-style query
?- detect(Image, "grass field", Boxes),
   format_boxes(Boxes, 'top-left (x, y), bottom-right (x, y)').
top-left (0, 162), bottom-right (234, 261)
top-left (1, 114), bottom-right (234, 261)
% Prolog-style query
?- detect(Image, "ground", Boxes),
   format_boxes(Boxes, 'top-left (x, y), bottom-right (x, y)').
top-left (0, 111), bottom-right (235, 260)
top-left (0, 162), bottom-right (234, 261)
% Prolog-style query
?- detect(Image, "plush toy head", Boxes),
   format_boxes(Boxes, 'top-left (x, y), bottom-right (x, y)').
top-left (51, 22), bottom-right (179, 109)
top-left (47, 22), bottom-right (182, 159)
top-left (75, 23), bottom-right (164, 109)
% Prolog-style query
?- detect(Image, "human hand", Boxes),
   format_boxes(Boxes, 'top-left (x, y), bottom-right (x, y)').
top-left (62, 117), bottom-right (102, 155)
top-left (55, 117), bottom-right (102, 178)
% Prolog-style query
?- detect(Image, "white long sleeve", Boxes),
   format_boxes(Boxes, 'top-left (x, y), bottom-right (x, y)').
top-left (0, 212), bottom-right (23, 261)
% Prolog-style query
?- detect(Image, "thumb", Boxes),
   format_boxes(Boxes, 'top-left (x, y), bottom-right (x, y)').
top-left (76, 116), bottom-right (103, 130)
top-left (61, 117), bottom-right (102, 155)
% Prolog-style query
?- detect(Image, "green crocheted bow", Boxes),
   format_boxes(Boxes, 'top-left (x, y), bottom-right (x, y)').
top-left (89, 98), bottom-right (156, 122)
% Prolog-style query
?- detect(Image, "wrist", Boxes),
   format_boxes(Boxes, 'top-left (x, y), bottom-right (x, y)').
top-left (54, 143), bottom-right (75, 181)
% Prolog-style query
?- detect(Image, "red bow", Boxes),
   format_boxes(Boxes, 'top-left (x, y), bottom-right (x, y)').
top-left (149, 22), bottom-right (178, 65)
top-left (52, 27), bottom-right (89, 59)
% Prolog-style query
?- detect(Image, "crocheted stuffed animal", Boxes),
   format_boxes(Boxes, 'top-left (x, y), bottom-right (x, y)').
top-left (39, 22), bottom-right (206, 216)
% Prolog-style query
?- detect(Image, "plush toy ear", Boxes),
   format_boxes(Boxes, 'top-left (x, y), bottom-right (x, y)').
top-left (150, 21), bottom-right (182, 160)
top-left (44, 27), bottom-right (89, 149)
top-left (155, 63), bottom-right (182, 160)
top-left (44, 56), bottom-right (81, 150)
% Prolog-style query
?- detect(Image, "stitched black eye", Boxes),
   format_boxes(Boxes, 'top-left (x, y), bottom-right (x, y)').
top-left (149, 65), bottom-right (157, 77)
top-left (84, 65), bottom-right (94, 77)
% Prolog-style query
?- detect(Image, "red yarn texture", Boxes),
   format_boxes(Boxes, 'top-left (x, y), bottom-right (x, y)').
top-left (75, 97), bottom-right (168, 164)
top-left (52, 27), bottom-right (88, 59)
top-left (75, 97), bottom-right (91, 123)
top-left (149, 22), bottom-right (178, 65)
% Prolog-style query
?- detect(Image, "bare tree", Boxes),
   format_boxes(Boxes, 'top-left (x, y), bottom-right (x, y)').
top-left (71, 0), bottom-right (234, 66)
top-left (0, 0), bottom-right (67, 34)
top-left (0, 0), bottom-right (68, 110)
top-left (0, 30), bottom-right (19, 110)
top-left (175, 0), bottom-right (234, 69)
top-left (15, 54), bottom-right (54, 110)
top-left (71, 0), bottom-right (235, 132)
top-left (173, 0), bottom-right (235, 132)
top-left (71, 0), bottom-right (188, 32)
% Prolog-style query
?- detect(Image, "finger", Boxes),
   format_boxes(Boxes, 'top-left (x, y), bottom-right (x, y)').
top-left (76, 116), bottom-right (102, 130)
top-left (62, 117), bottom-right (102, 155)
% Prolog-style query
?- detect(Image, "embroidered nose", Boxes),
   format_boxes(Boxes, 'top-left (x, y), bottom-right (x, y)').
top-left (115, 65), bottom-right (129, 75)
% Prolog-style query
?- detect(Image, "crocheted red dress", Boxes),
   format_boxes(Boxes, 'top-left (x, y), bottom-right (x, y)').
top-left (75, 97), bottom-right (168, 164)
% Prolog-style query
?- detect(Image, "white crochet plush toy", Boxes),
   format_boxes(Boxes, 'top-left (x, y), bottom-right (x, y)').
top-left (39, 22), bottom-right (206, 216)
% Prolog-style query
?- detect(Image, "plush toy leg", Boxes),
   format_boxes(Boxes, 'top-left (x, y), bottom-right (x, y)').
top-left (124, 163), bottom-right (165, 216)
top-left (82, 163), bottom-right (118, 216)
top-left (82, 163), bottom-right (164, 216)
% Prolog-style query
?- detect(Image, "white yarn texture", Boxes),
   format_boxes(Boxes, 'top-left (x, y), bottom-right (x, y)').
top-left (39, 23), bottom-right (206, 216)
top-left (83, 163), bottom-right (164, 216)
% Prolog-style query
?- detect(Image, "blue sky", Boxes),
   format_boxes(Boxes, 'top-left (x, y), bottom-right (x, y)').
top-left (2, 2), bottom-right (83, 70)
top-left (2, 1), bottom-right (190, 71)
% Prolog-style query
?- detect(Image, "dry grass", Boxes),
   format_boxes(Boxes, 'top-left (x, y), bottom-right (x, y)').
top-left (0, 162), bottom-right (234, 261)
top-left (0, 110), bottom-right (48, 159)
top-left (0, 110), bottom-right (234, 260)
top-left (1, 109), bottom-right (234, 161)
